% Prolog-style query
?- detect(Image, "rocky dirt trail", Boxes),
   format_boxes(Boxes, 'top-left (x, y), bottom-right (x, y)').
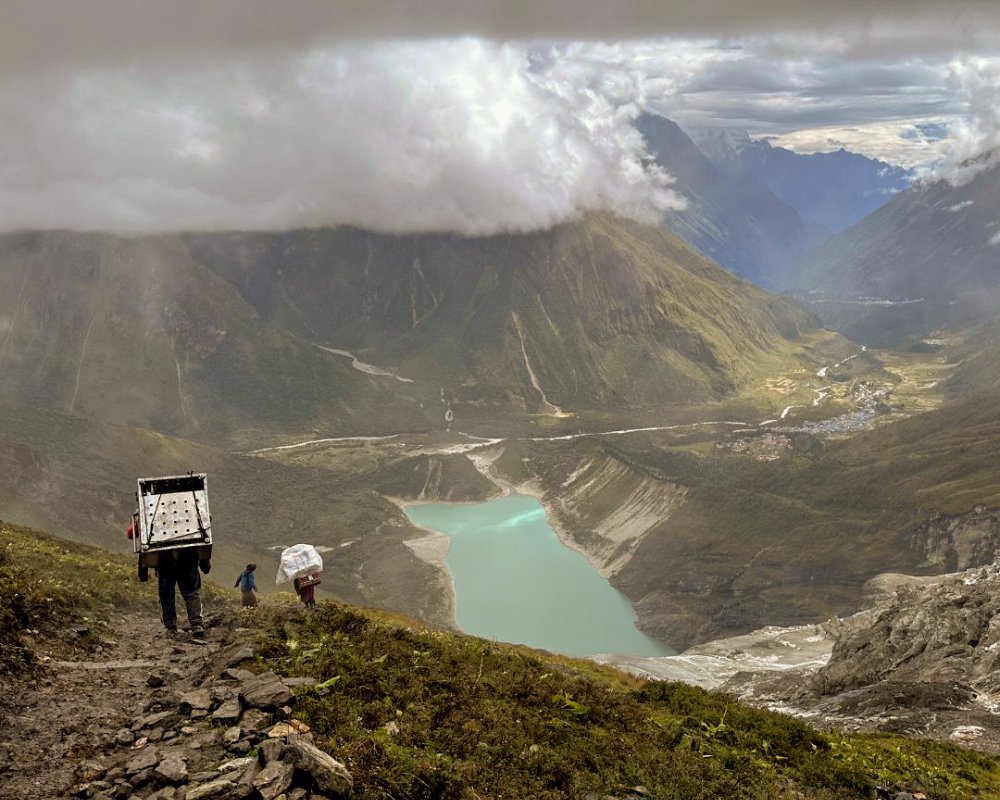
top-left (0, 607), bottom-right (352, 800)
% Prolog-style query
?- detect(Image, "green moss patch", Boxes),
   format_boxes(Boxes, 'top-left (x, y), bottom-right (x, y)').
top-left (254, 603), bottom-right (1000, 800)
top-left (0, 522), bottom-right (235, 674)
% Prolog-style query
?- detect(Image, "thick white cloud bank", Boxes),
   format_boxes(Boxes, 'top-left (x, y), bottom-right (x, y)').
top-left (2, 1), bottom-right (1000, 235)
top-left (931, 59), bottom-right (1000, 185)
top-left (0, 40), bottom-right (683, 235)
top-left (536, 40), bottom-right (965, 168)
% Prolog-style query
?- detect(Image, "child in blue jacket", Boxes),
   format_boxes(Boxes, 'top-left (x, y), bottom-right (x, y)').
top-left (235, 564), bottom-right (259, 607)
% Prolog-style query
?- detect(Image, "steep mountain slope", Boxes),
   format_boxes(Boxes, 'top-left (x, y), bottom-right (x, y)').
top-left (816, 562), bottom-right (1000, 699)
top-left (182, 214), bottom-right (814, 416)
top-left (0, 232), bottom-right (434, 448)
top-left (796, 156), bottom-right (1000, 344)
top-left (692, 129), bottom-right (912, 233)
top-left (637, 114), bottom-right (821, 288)
top-left (0, 218), bottom-right (814, 444)
top-left (947, 320), bottom-right (1000, 397)
top-left (722, 561), bottom-right (1000, 753)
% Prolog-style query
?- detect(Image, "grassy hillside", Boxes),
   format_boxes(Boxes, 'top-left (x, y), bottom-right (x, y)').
top-left (0, 400), bottom-right (475, 628)
top-left (3, 521), bottom-right (997, 799)
top-left (0, 523), bottom-right (160, 673)
top-left (260, 604), bottom-right (1000, 799)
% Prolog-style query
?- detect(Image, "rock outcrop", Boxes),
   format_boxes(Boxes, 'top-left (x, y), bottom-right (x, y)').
top-left (814, 562), bottom-right (1000, 696)
top-left (908, 508), bottom-right (1000, 574)
top-left (719, 561), bottom-right (1000, 754)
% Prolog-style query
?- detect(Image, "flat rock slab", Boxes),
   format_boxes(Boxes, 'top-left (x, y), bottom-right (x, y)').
top-left (185, 730), bottom-right (222, 751)
top-left (211, 698), bottom-right (242, 725)
top-left (183, 778), bottom-right (236, 799)
top-left (178, 689), bottom-right (213, 713)
top-left (221, 667), bottom-right (255, 681)
top-left (133, 710), bottom-right (175, 731)
top-left (259, 739), bottom-right (284, 764)
top-left (217, 756), bottom-right (255, 774)
top-left (210, 685), bottom-right (238, 703)
top-left (154, 754), bottom-right (189, 785)
top-left (239, 708), bottom-right (271, 733)
top-left (240, 672), bottom-right (293, 711)
top-left (125, 746), bottom-right (161, 775)
top-left (253, 759), bottom-right (295, 800)
top-left (226, 647), bottom-right (255, 667)
top-left (283, 736), bottom-right (353, 796)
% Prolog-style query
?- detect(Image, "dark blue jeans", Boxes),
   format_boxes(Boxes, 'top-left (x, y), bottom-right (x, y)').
top-left (157, 560), bottom-right (203, 631)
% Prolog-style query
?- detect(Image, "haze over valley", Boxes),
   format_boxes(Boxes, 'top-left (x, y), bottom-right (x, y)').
top-left (5, 4), bottom-right (1000, 792)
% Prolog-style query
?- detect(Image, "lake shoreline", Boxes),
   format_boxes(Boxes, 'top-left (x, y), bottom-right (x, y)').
top-left (390, 496), bottom-right (460, 630)
top-left (393, 445), bottom-right (674, 656)
top-left (463, 445), bottom-right (615, 578)
top-left (400, 488), bottom-right (672, 659)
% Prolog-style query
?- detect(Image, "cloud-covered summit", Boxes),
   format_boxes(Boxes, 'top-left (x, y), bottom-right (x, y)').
top-left (0, 40), bottom-right (683, 235)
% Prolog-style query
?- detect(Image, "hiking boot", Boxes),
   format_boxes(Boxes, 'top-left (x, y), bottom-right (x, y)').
top-left (191, 626), bottom-right (205, 640)
top-left (165, 626), bottom-right (178, 635)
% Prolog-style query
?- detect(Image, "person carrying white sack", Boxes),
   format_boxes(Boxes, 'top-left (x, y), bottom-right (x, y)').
top-left (277, 544), bottom-right (323, 609)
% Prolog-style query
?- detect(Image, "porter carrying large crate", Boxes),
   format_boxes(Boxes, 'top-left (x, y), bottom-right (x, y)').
top-left (132, 473), bottom-right (213, 569)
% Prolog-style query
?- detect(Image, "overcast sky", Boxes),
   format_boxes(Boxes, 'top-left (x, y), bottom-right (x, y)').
top-left (2, 1), bottom-right (999, 235)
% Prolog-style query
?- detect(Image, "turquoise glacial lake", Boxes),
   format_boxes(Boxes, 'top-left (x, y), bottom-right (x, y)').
top-left (405, 493), bottom-right (674, 658)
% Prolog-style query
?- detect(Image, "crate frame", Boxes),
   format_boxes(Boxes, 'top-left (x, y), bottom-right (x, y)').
top-left (133, 473), bottom-right (213, 560)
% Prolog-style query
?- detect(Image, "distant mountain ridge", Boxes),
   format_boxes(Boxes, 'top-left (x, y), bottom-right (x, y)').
top-left (689, 128), bottom-right (913, 234)
top-left (794, 157), bottom-right (1000, 344)
top-left (637, 113), bottom-right (821, 288)
top-left (0, 231), bottom-right (434, 447)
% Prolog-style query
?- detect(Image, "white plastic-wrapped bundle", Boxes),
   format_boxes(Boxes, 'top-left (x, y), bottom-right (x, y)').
top-left (276, 543), bottom-right (324, 585)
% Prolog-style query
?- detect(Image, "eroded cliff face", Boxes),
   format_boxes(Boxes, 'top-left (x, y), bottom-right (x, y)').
top-left (814, 563), bottom-right (1000, 697)
top-left (792, 560), bottom-right (1000, 753)
top-left (715, 552), bottom-right (1000, 754)
top-left (540, 455), bottom-right (689, 577)
top-left (909, 507), bottom-right (1000, 572)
